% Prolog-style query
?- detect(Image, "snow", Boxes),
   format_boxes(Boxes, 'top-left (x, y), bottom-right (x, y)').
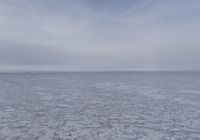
top-left (0, 72), bottom-right (200, 140)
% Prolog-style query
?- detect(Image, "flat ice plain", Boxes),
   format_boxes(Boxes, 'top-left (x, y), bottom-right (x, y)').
top-left (0, 72), bottom-right (200, 140)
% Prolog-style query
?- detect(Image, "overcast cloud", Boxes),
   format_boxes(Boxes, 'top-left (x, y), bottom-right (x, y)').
top-left (0, 0), bottom-right (200, 71)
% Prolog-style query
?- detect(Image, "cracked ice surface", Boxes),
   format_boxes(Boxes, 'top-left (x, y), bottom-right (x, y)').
top-left (0, 72), bottom-right (200, 140)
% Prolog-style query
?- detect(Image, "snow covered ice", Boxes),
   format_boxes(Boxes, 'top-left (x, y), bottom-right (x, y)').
top-left (0, 72), bottom-right (200, 140)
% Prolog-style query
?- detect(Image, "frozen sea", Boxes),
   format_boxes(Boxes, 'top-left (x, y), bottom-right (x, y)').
top-left (0, 72), bottom-right (200, 140)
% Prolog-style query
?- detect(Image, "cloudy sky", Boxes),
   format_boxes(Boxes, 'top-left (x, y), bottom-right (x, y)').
top-left (0, 0), bottom-right (200, 71)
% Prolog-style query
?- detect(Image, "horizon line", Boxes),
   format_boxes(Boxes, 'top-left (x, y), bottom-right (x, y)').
top-left (0, 69), bottom-right (200, 74)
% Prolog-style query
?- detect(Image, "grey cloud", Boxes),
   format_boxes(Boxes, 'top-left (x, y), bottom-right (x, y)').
top-left (0, 0), bottom-right (200, 71)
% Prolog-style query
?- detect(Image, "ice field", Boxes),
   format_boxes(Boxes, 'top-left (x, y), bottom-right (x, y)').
top-left (0, 72), bottom-right (200, 140)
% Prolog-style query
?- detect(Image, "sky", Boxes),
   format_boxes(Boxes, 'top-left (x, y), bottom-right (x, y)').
top-left (0, 0), bottom-right (200, 71)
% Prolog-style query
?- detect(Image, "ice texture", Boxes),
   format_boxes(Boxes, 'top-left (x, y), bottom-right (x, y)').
top-left (0, 72), bottom-right (200, 140)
